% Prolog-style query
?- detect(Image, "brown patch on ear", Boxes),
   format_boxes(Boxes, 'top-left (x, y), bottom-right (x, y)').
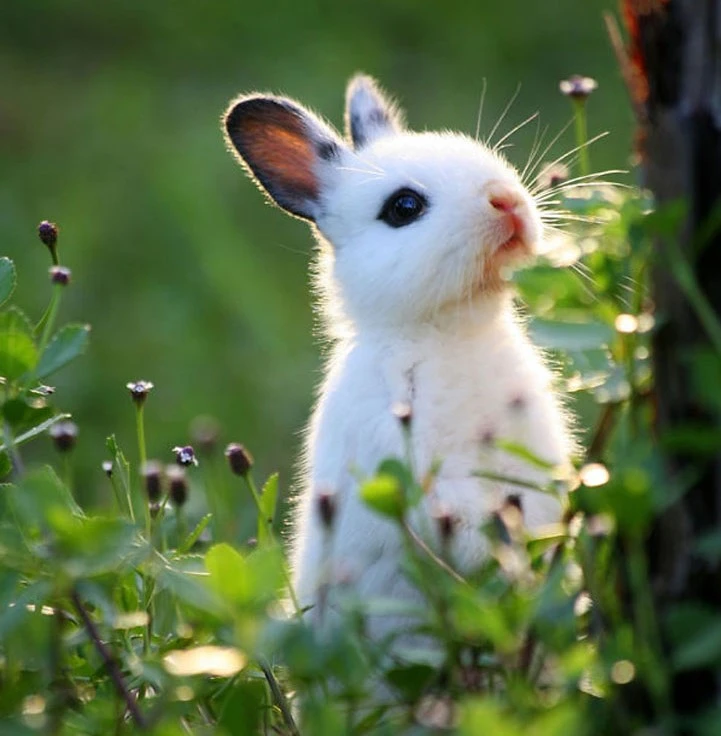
top-left (225, 98), bottom-right (326, 220)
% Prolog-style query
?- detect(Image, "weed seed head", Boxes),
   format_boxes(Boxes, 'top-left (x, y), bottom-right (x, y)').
top-left (49, 265), bottom-right (71, 286)
top-left (391, 401), bottom-right (413, 428)
top-left (167, 465), bottom-right (188, 506)
top-left (127, 380), bottom-right (154, 405)
top-left (559, 75), bottom-right (598, 100)
top-left (173, 445), bottom-right (198, 467)
top-left (225, 443), bottom-right (254, 477)
top-left (317, 490), bottom-right (337, 530)
top-left (38, 220), bottom-right (58, 248)
top-left (49, 421), bottom-right (78, 452)
top-left (508, 394), bottom-right (527, 412)
top-left (190, 415), bottom-right (220, 456)
top-left (142, 460), bottom-right (164, 502)
top-left (537, 162), bottom-right (570, 190)
top-left (435, 509), bottom-right (456, 545)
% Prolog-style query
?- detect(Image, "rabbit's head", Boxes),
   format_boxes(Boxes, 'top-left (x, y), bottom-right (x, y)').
top-left (224, 75), bottom-right (541, 331)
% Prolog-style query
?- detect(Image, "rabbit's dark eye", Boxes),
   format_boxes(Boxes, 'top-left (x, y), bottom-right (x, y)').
top-left (378, 188), bottom-right (428, 228)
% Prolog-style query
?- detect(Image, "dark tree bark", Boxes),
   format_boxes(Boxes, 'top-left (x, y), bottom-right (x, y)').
top-left (621, 0), bottom-right (721, 723)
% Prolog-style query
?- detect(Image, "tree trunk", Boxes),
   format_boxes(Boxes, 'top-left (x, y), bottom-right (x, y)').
top-left (622, 0), bottom-right (721, 722)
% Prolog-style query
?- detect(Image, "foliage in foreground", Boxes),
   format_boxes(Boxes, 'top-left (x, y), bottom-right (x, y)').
top-left (1, 169), bottom-right (719, 734)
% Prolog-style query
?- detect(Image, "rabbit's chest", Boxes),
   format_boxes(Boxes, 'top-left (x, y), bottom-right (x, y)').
top-left (376, 330), bottom-right (553, 478)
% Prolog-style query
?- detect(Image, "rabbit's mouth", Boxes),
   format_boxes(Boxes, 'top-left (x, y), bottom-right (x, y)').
top-left (493, 230), bottom-right (533, 264)
top-left (478, 235), bottom-right (533, 293)
top-left (498, 233), bottom-right (528, 254)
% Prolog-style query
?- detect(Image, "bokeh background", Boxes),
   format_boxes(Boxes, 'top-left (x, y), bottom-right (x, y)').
top-left (1, 1), bottom-right (631, 503)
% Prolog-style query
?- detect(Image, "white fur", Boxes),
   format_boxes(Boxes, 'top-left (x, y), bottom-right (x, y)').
top-left (224, 77), bottom-right (573, 643)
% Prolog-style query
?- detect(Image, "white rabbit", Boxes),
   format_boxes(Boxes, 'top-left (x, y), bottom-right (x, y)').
top-left (223, 75), bottom-right (573, 642)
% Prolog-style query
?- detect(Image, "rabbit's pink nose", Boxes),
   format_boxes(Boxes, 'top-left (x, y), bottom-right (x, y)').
top-left (488, 186), bottom-right (521, 213)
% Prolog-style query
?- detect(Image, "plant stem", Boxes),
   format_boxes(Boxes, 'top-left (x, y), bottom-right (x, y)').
top-left (402, 520), bottom-right (468, 586)
top-left (3, 419), bottom-right (24, 478)
top-left (135, 404), bottom-right (151, 537)
top-left (258, 657), bottom-right (300, 736)
top-left (71, 588), bottom-right (147, 729)
top-left (573, 99), bottom-right (591, 178)
top-left (135, 404), bottom-right (148, 471)
top-left (107, 470), bottom-right (125, 515)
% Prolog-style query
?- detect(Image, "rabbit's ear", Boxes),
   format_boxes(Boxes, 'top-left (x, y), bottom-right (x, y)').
top-left (345, 74), bottom-right (404, 149)
top-left (224, 96), bottom-right (344, 221)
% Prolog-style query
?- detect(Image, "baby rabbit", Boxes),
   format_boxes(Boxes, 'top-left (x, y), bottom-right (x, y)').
top-left (223, 75), bottom-right (573, 641)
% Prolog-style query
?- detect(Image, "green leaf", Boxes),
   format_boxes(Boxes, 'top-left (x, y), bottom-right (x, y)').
top-left (662, 424), bottom-right (721, 456)
top-left (9, 466), bottom-right (83, 534)
top-left (0, 412), bottom-right (71, 453)
top-left (529, 318), bottom-right (614, 351)
top-left (449, 587), bottom-right (517, 652)
top-left (0, 451), bottom-right (10, 479)
top-left (51, 515), bottom-right (143, 578)
top-left (667, 603), bottom-right (721, 671)
top-left (2, 397), bottom-right (54, 435)
top-left (177, 512), bottom-right (212, 554)
top-left (257, 472), bottom-right (279, 545)
top-left (35, 323), bottom-right (90, 380)
top-left (105, 434), bottom-right (135, 521)
top-left (0, 307), bottom-right (38, 382)
top-left (385, 663), bottom-right (436, 701)
top-left (494, 438), bottom-right (556, 471)
top-left (154, 558), bottom-right (221, 615)
top-left (376, 457), bottom-right (420, 505)
top-left (0, 578), bottom-right (54, 664)
top-left (360, 473), bottom-right (405, 519)
top-left (205, 542), bottom-right (284, 610)
top-left (217, 678), bottom-right (266, 736)
top-left (459, 698), bottom-right (522, 736)
top-left (0, 518), bottom-right (39, 571)
top-left (0, 257), bottom-right (17, 307)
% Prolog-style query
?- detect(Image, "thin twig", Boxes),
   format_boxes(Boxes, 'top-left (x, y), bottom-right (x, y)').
top-left (585, 402), bottom-right (619, 462)
top-left (402, 521), bottom-right (468, 585)
top-left (258, 657), bottom-right (300, 736)
top-left (71, 589), bottom-right (147, 729)
top-left (603, 11), bottom-right (646, 124)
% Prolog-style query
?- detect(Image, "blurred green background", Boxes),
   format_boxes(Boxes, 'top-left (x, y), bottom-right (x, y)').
top-left (1, 1), bottom-right (631, 503)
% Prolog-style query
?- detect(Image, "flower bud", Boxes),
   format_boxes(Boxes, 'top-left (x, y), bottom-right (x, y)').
top-left (141, 460), bottom-right (164, 502)
top-left (436, 511), bottom-right (456, 545)
top-left (503, 494), bottom-right (523, 514)
top-left (391, 401), bottom-right (413, 428)
top-left (225, 443), bottom-right (253, 477)
top-left (172, 445), bottom-right (198, 467)
top-left (102, 460), bottom-right (113, 477)
top-left (317, 491), bottom-right (337, 530)
top-left (537, 162), bottom-right (570, 190)
top-left (49, 421), bottom-right (78, 453)
top-left (190, 415), bottom-right (220, 456)
top-left (479, 428), bottom-right (496, 447)
top-left (38, 221), bottom-right (59, 263)
top-left (559, 75), bottom-right (598, 100)
top-left (126, 380), bottom-right (154, 405)
top-left (499, 494), bottom-right (524, 535)
top-left (167, 466), bottom-right (188, 507)
top-left (49, 265), bottom-right (71, 286)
